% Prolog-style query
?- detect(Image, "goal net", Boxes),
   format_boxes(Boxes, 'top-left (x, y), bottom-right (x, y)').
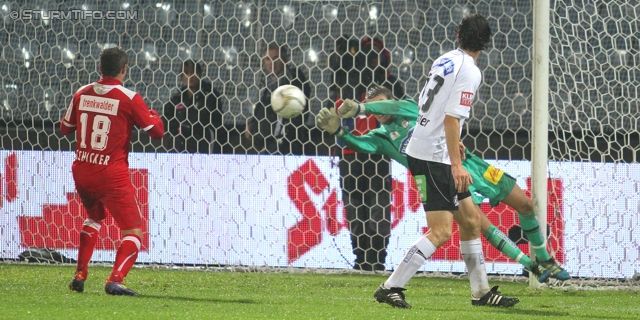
top-left (1, 0), bottom-right (638, 283)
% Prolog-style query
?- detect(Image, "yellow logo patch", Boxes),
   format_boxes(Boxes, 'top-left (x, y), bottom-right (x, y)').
top-left (483, 165), bottom-right (504, 185)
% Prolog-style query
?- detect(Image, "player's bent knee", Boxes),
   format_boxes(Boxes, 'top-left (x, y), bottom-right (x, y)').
top-left (121, 228), bottom-right (143, 238)
top-left (427, 227), bottom-right (453, 247)
top-left (83, 218), bottom-right (103, 230)
top-left (521, 199), bottom-right (534, 214)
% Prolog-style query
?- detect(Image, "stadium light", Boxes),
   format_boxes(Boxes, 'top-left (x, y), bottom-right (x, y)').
top-left (323, 5), bottom-right (338, 21)
top-left (369, 5), bottom-right (378, 20)
top-left (98, 43), bottom-right (117, 50)
top-left (307, 49), bottom-right (318, 63)
top-left (282, 5), bottom-right (295, 28)
top-left (222, 47), bottom-right (237, 69)
top-left (21, 47), bottom-right (31, 68)
top-left (237, 2), bottom-right (252, 28)
top-left (44, 89), bottom-right (53, 112)
top-left (178, 45), bottom-right (193, 60)
top-left (143, 43), bottom-right (158, 65)
top-left (80, 3), bottom-right (92, 25)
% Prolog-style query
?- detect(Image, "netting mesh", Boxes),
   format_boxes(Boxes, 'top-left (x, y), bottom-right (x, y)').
top-left (547, 0), bottom-right (640, 280)
top-left (1, 0), bottom-right (638, 282)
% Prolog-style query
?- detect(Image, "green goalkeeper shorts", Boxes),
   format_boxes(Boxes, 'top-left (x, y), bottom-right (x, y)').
top-left (463, 150), bottom-right (516, 207)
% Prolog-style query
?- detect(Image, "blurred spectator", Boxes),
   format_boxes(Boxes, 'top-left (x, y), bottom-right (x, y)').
top-left (244, 42), bottom-right (312, 155)
top-left (163, 60), bottom-right (223, 153)
top-left (361, 37), bottom-right (405, 100)
top-left (328, 36), bottom-right (404, 271)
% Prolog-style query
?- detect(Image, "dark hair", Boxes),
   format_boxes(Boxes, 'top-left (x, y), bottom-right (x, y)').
top-left (99, 47), bottom-right (128, 77)
top-left (265, 42), bottom-right (290, 63)
top-left (183, 60), bottom-right (204, 76)
top-left (457, 13), bottom-right (492, 52)
top-left (366, 85), bottom-right (393, 100)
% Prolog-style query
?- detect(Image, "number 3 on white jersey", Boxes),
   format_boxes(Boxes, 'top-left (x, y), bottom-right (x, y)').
top-left (79, 112), bottom-right (111, 150)
top-left (418, 74), bottom-right (445, 113)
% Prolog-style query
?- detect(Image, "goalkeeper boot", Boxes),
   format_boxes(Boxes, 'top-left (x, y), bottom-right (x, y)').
top-left (69, 275), bottom-right (85, 293)
top-left (537, 258), bottom-right (570, 281)
top-left (526, 262), bottom-right (552, 283)
top-left (105, 281), bottom-right (139, 296)
top-left (471, 286), bottom-right (520, 307)
top-left (374, 284), bottom-right (412, 309)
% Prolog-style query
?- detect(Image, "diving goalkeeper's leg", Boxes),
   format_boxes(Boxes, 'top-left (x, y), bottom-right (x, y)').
top-left (480, 213), bottom-right (550, 282)
top-left (502, 185), bottom-right (570, 281)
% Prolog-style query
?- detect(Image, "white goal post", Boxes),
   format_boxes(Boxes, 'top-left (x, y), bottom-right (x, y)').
top-left (531, 0), bottom-right (550, 289)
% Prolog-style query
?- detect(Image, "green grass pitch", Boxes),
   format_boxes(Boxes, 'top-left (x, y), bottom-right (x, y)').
top-left (0, 264), bottom-right (638, 319)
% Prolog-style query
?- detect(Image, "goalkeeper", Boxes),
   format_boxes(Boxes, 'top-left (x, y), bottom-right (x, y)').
top-left (318, 85), bottom-right (569, 282)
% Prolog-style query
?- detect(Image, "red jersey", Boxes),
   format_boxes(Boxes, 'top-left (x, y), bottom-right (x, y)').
top-left (61, 77), bottom-right (164, 173)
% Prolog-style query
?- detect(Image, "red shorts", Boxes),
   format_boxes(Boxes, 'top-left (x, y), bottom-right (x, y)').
top-left (72, 165), bottom-right (142, 230)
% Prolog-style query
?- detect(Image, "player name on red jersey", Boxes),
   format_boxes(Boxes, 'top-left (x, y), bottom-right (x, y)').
top-left (75, 150), bottom-right (111, 166)
top-left (79, 95), bottom-right (120, 115)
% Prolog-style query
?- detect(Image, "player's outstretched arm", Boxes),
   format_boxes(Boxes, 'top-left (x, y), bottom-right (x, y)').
top-left (316, 108), bottom-right (344, 136)
top-left (316, 108), bottom-right (384, 156)
top-left (335, 99), bottom-right (364, 118)
top-left (363, 100), bottom-right (419, 118)
top-left (130, 94), bottom-right (164, 140)
top-left (145, 109), bottom-right (165, 140)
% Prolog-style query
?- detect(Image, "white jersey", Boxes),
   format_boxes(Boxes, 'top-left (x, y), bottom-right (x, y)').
top-left (406, 49), bottom-right (482, 164)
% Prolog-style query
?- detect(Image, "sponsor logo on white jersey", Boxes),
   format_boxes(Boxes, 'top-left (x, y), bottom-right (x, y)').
top-left (460, 92), bottom-right (474, 107)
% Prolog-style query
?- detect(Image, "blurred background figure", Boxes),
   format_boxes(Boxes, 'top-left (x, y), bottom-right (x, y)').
top-left (163, 60), bottom-right (223, 153)
top-left (244, 42), bottom-right (312, 155)
top-left (328, 37), bottom-right (405, 271)
top-left (361, 37), bottom-right (405, 100)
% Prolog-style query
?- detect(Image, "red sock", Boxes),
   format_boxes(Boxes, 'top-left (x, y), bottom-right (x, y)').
top-left (75, 222), bottom-right (101, 280)
top-left (108, 234), bottom-right (141, 283)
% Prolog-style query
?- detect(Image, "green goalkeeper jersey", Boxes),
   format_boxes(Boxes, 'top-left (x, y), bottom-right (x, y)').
top-left (337, 99), bottom-right (516, 206)
top-left (339, 99), bottom-right (418, 168)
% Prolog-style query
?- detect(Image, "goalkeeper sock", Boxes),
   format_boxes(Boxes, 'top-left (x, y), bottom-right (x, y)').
top-left (108, 234), bottom-right (141, 283)
top-left (483, 224), bottom-right (534, 270)
top-left (75, 220), bottom-right (101, 280)
top-left (460, 238), bottom-right (490, 299)
top-left (384, 236), bottom-right (436, 289)
top-left (518, 212), bottom-right (552, 261)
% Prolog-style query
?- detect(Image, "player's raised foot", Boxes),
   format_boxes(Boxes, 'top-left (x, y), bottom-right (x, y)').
top-left (537, 258), bottom-right (571, 281)
top-left (471, 286), bottom-right (519, 307)
top-left (527, 262), bottom-right (552, 283)
top-left (69, 277), bottom-right (85, 293)
top-left (105, 281), bottom-right (139, 296)
top-left (374, 284), bottom-right (412, 309)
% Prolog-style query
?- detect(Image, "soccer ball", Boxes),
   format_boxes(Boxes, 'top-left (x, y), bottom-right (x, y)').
top-left (271, 85), bottom-right (306, 119)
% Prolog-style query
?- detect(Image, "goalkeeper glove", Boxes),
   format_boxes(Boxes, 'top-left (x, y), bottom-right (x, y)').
top-left (336, 99), bottom-right (365, 118)
top-left (316, 108), bottom-right (344, 136)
